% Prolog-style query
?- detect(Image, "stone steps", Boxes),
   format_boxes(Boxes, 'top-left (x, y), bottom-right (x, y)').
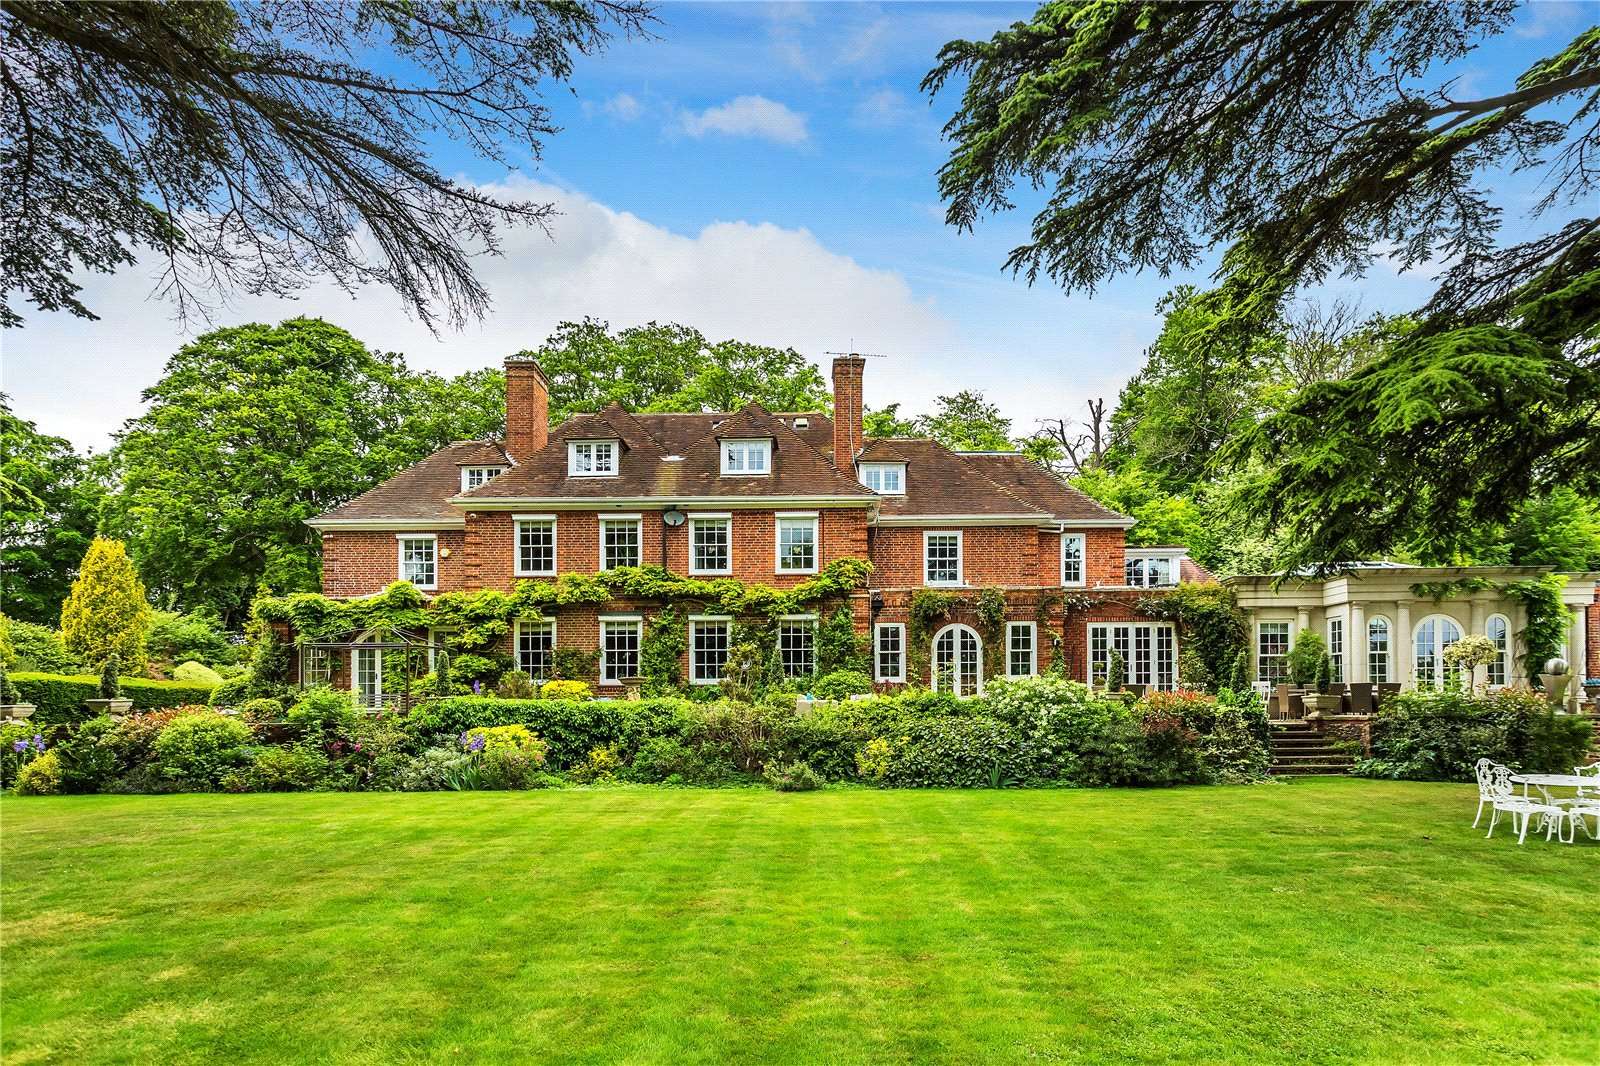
top-left (1269, 722), bottom-right (1356, 777)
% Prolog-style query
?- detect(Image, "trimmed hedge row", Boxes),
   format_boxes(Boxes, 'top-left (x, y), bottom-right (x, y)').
top-left (10, 672), bottom-right (218, 726)
top-left (1354, 688), bottom-right (1595, 782)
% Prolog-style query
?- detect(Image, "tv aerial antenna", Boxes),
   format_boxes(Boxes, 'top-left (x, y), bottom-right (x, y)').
top-left (825, 346), bottom-right (888, 359)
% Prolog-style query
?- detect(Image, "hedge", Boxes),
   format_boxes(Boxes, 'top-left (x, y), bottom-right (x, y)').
top-left (10, 672), bottom-right (218, 726)
top-left (1354, 688), bottom-right (1596, 781)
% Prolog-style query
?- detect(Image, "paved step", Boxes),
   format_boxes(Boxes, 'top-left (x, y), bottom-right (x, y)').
top-left (1268, 724), bottom-right (1357, 776)
top-left (1271, 765), bottom-right (1354, 777)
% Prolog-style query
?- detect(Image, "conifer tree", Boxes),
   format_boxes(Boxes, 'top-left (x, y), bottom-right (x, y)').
top-left (59, 538), bottom-right (151, 671)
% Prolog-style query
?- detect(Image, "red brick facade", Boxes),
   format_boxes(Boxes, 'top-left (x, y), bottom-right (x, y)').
top-left (320, 529), bottom-right (467, 597)
top-left (504, 357), bottom-right (548, 460)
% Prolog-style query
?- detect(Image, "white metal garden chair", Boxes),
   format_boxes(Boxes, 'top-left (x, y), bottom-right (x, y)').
top-left (1472, 758), bottom-right (1497, 828)
top-left (1572, 764), bottom-right (1600, 837)
top-left (1482, 764), bottom-right (1572, 845)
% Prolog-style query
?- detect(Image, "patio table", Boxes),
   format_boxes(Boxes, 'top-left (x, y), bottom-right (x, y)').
top-left (1510, 773), bottom-right (1598, 841)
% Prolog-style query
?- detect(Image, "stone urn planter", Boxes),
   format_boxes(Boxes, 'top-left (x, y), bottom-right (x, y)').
top-left (617, 676), bottom-right (645, 701)
top-left (85, 698), bottom-right (134, 717)
top-left (1540, 659), bottom-right (1574, 711)
top-left (0, 702), bottom-right (37, 722)
top-left (1302, 693), bottom-right (1343, 716)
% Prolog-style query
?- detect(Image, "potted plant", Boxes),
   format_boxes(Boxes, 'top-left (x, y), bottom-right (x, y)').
top-left (0, 660), bottom-right (35, 721)
top-left (84, 654), bottom-right (134, 717)
top-left (1288, 633), bottom-right (1340, 716)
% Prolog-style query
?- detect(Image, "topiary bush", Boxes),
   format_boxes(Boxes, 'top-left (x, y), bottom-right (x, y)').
top-left (152, 712), bottom-right (253, 790)
top-left (811, 669), bottom-right (873, 701)
top-left (172, 660), bottom-right (225, 686)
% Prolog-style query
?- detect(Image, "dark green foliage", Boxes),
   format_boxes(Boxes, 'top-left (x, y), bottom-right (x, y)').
top-left (52, 716), bottom-right (119, 793)
top-left (97, 655), bottom-right (120, 700)
top-left (1285, 632), bottom-right (1330, 689)
top-left (0, 401), bottom-right (102, 624)
top-left (1106, 651), bottom-right (1125, 693)
top-left (0, 660), bottom-right (17, 705)
top-left (639, 606), bottom-right (686, 694)
top-left (224, 746), bottom-right (328, 793)
top-left (1138, 584), bottom-right (1248, 693)
top-left (403, 697), bottom-right (702, 772)
top-left (1503, 575), bottom-right (1573, 683)
top-left (552, 648), bottom-right (600, 683)
top-left (145, 610), bottom-right (238, 668)
top-left (285, 688), bottom-right (357, 739)
top-left (10, 672), bottom-right (217, 725)
top-left (624, 736), bottom-right (729, 786)
top-left (929, 3), bottom-right (1600, 568)
top-left (816, 606), bottom-right (868, 676)
top-left (1355, 688), bottom-right (1595, 781)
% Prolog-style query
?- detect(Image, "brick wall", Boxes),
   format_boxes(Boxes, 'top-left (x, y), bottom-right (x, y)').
top-left (320, 529), bottom-right (466, 597)
top-left (504, 357), bottom-right (547, 461)
top-left (1084, 528), bottom-right (1126, 587)
top-left (869, 526), bottom-right (1041, 588)
top-left (1588, 589), bottom-right (1598, 680)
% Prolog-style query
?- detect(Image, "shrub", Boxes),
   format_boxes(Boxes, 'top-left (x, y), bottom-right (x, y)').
top-left (223, 745), bottom-right (328, 792)
top-left (238, 697), bottom-right (288, 727)
top-left (812, 669), bottom-right (873, 701)
top-left (540, 679), bottom-right (591, 700)
top-left (10, 672), bottom-right (217, 725)
top-left (173, 660), bottom-right (225, 686)
top-left (0, 659), bottom-right (16, 705)
top-left (53, 716), bottom-right (120, 793)
top-left (208, 673), bottom-right (254, 708)
top-left (15, 749), bottom-right (63, 795)
top-left (98, 655), bottom-right (121, 699)
top-left (59, 537), bottom-right (152, 671)
top-left (764, 759), bottom-right (824, 792)
top-left (625, 736), bottom-right (730, 785)
top-left (855, 736), bottom-right (891, 782)
top-left (145, 610), bottom-right (238, 667)
top-left (458, 724), bottom-right (549, 789)
top-left (1355, 688), bottom-right (1595, 781)
top-left (286, 687), bottom-right (357, 738)
top-left (404, 696), bottom-right (700, 770)
top-left (152, 712), bottom-right (252, 790)
top-left (4, 619), bottom-right (79, 673)
top-left (570, 744), bottom-right (622, 783)
top-left (103, 707), bottom-right (209, 773)
top-left (1285, 632), bottom-right (1330, 688)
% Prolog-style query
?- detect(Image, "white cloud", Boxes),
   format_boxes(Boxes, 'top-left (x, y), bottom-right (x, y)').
top-left (678, 95), bottom-right (809, 145)
top-left (587, 92), bottom-right (642, 122)
top-left (3, 176), bottom-right (952, 451)
top-left (853, 87), bottom-right (918, 128)
top-left (839, 18), bottom-right (891, 66)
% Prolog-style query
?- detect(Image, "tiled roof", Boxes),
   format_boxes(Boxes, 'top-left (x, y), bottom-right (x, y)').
top-left (958, 453), bottom-right (1132, 523)
top-left (312, 441), bottom-right (505, 523)
top-left (308, 409), bottom-right (1134, 527)
top-left (462, 402), bottom-right (873, 502)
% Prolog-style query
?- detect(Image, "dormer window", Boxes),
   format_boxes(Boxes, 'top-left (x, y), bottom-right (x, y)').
top-left (721, 438), bottom-right (771, 475)
top-left (860, 462), bottom-right (905, 495)
top-left (460, 466), bottom-right (506, 491)
top-left (568, 440), bottom-right (618, 477)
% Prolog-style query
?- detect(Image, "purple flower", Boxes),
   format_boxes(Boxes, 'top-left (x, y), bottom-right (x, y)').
top-left (12, 740), bottom-right (26, 753)
top-left (466, 734), bottom-right (485, 753)
top-left (31, 735), bottom-right (44, 750)
top-left (472, 680), bottom-right (482, 694)
top-left (353, 742), bottom-right (363, 753)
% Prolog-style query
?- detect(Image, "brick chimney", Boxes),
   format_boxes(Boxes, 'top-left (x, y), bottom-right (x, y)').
top-left (831, 354), bottom-right (865, 466)
top-left (504, 355), bottom-right (549, 460)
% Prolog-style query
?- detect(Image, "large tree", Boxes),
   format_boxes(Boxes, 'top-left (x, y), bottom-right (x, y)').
top-left (525, 319), bottom-right (832, 422)
top-left (0, 0), bottom-right (651, 329)
top-left (101, 318), bottom-right (503, 622)
top-left (927, 2), bottom-right (1600, 572)
top-left (1, 398), bottom-right (104, 624)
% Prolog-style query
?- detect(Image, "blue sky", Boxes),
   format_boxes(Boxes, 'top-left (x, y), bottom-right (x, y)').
top-left (7, 1), bottom-right (1592, 452)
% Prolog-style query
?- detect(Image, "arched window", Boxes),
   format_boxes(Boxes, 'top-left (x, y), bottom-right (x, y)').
top-left (1413, 615), bottom-right (1463, 690)
top-left (1367, 616), bottom-right (1391, 684)
top-left (1486, 614), bottom-right (1510, 688)
top-left (932, 624), bottom-right (983, 697)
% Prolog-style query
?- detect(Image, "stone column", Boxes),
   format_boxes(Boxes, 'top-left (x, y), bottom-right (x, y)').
top-left (1349, 602), bottom-right (1366, 683)
top-left (1396, 603), bottom-right (1412, 688)
top-left (1469, 599), bottom-right (1487, 690)
top-left (1296, 608), bottom-right (1311, 637)
top-left (1570, 607), bottom-right (1588, 704)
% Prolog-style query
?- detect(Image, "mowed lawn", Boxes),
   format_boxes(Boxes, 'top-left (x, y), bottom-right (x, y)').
top-left (3, 781), bottom-right (1596, 1065)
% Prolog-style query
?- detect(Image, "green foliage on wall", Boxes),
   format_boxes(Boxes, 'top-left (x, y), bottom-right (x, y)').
top-left (1502, 574), bottom-right (1572, 683)
top-left (1136, 583), bottom-right (1248, 693)
top-left (640, 606), bottom-right (686, 694)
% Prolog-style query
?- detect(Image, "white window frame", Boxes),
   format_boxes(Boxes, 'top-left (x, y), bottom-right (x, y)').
top-left (689, 615), bottom-right (732, 686)
top-left (859, 462), bottom-right (906, 495)
top-left (396, 533), bottom-right (438, 590)
top-left (460, 466), bottom-right (506, 492)
top-left (1125, 556), bottom-right (1177, 588)
top-left (427, 627), bottom-right (455, 673)
top-left (599, 616), bottom-right (643, 686)
top-left (1088, 621), bottom-right (1178, 691)
top-left (873, 622), bottom-right (905, 683)
top-left (774, 512), bottom-right (819, 574)
top-left (1061, 532), bottom-right (1086, 588)
top-left (598, 515), bottom-right (642, 572)
top-left (1327, 616), bottom-right (1345, 684)
top-left (515, 619), bottom-right (556, 682)
top-left (1006, 621), bottom-right (1037, 678)
top-left (689, 514), bottom-right (733, 576)
top-left (302, 646), bottom-right (334, 687)
top-left (514, 515), bottom-right (557, 577)
top-left (351, 638), bottom-right (382, 708)
top-left (931, 622), bottom-right (984, 696)
top-left (923, 530), bottom-right (963, 587)
top-left (1486, 613), bottom-right (1510, 688)
top-left (1257, 621), bottom-right (1291, 685)
top-left (567, 439), bottom-right (618, 477)
top-left (1413, 613), bottom-right (1465, 690)
top-left (1367, 616), bottom-right (1391, 684)
top-left (776, 614), bottom-right (817, 679)
top-left (721, 438), bottom-right (772, 476)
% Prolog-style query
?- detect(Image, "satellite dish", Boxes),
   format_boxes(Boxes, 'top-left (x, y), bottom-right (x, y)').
top-left (662, 507), bottom-right (686, 527)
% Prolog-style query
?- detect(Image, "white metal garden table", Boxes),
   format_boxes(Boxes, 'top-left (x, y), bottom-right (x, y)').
top-left (1509, 773), bottom-right (1599, 842)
